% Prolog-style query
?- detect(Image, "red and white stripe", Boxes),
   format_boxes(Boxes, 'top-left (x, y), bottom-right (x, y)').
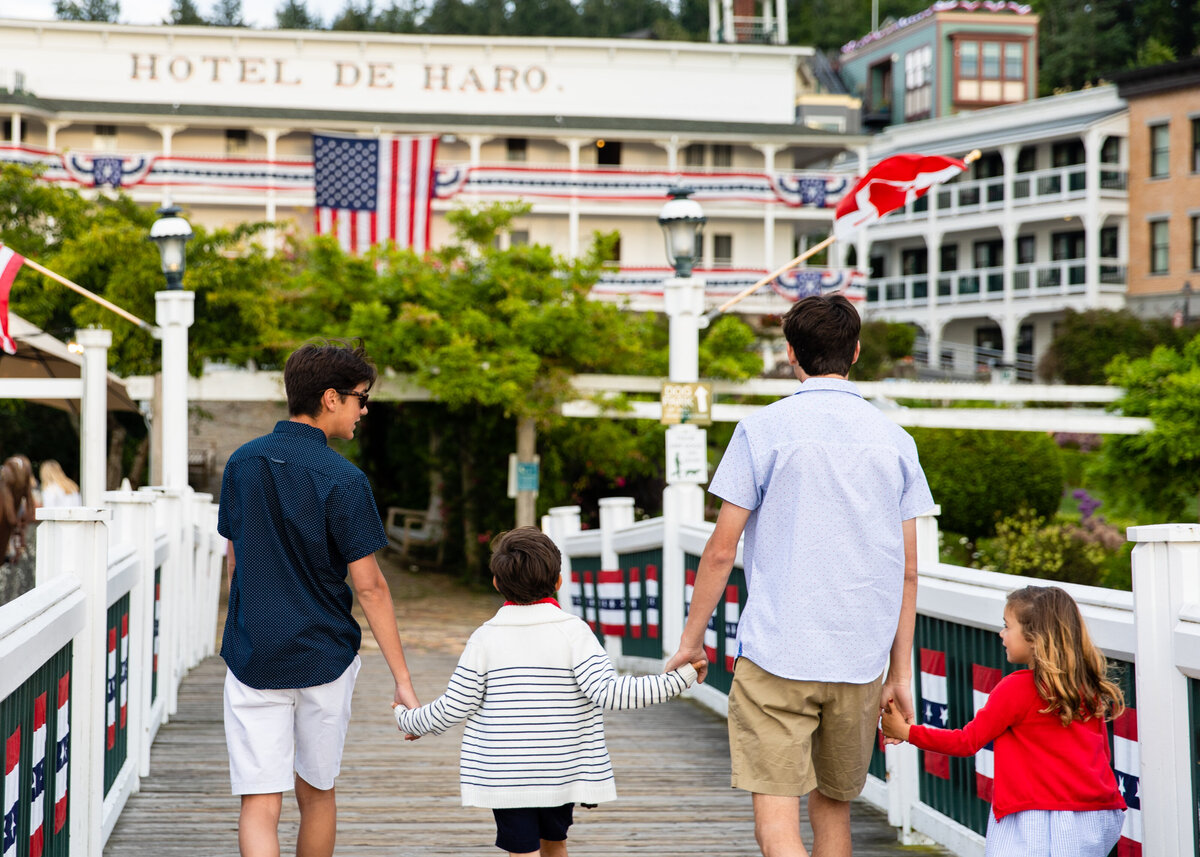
top-left (582, 571), bottom-right (597, 631)
top-left (29, 693), bottom-right (46, 857)
top-left (54, 673), bottom-right (69, 833)
top-left (597, 570), bottom-right (625, 636)
top-left (644, 565), bottom-right (659, 639)
top-left (568, 570), bottom-right (585, 618)
top-left (106, 626), bottom-right (117, 750)
top-left (685, 570), bottom-right (718, 662)
top-left (919, 648), bottom-right (950, 779)
top-left (153, 581), bottom-right (161, 674)
top-left (971, 665), bottom-right (1002, 802)
top-left (119, 612), bottom-right (130, 728)
top-left (315, 135), bottom-right (438, 254)
top-left (0, 244), bottom-right (24, 355)
top-left (1114, 708), bottom-right (1141, 856)
top-left (723, 585), bottom-right (740, 671)
top-left (3, 726), bottom-right (20, 857)
top-left (627, 567), bottom-right (643, 639)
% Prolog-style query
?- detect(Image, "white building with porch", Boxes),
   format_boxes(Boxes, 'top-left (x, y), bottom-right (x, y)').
top-left (844, 85), bottom-right (1129, 379)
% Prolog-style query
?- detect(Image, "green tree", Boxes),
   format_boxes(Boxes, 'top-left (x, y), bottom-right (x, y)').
top-left (276, 0), bottom-right (321, 28)
top-left (53, 0), bottom-right (120, 21)
top-left (911, 428), bottom-right (1064, 542)
top-left (373, 0), bottom-right (423, 31)
top-left (209, 0), bottom-right (246, 26)
top-left (1037, 309), bottom-right (1181, 385)
top-left (170, 0), bottom-right (207, 24)
top-left (1095, 335), bottom-right (1200, 521)
top-left (1034, 0), bottom-right (1133, 93)
top-left (855, 319), bottom-right (916, 380)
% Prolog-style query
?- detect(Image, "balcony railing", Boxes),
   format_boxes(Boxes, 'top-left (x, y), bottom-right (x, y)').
top-left (865, 259), bottom-right (1127, 308)
top-left (882, 164), bottom-right (1128, 226)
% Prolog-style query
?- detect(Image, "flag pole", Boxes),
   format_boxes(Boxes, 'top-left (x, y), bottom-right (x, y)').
top-left (19, 255), bottom-right (156, 333)
top-left (706, 149), bottom-right (983, 320)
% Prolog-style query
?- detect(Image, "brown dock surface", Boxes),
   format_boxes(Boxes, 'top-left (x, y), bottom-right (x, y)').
top-left (105, 558), bottom-right (941, 856)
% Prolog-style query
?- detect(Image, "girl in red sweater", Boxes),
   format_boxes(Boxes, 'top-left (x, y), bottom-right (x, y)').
top-left (881, 585), bottom-right (1126, 855)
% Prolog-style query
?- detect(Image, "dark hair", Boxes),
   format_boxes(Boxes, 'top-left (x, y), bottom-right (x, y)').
top-left (490, 527), bottom-right (562, 604)
top-left (780, 294), bottom-right (861, 377)
top-left (283, 339), bottom-right (377, 418)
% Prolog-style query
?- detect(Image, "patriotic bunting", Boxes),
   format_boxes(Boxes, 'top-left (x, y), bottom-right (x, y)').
top-left (1113, 708), bottom-right (1141, 856)
top-left (120, 612), bottom-right (130, 729)
top-left (627, 568), bottom-right (643, 639)
top-left (644, 565), bottom-right (659, 640)
top-left (54, 673), bottom-right (69, 833)
top-left (569, 569), bottom-right (585, 619)
top-left (29, 694), bottom-right (46, 857)
top-left (971, 664), bottom-right (1002, 802)
top-left (4, 727), bottom-right (20, 857)
top-left (919, 648), bottom-right (950, 779)
top-left (723, 585), bottom-right (741, 671)
top-left (106, 626), bottom-right (117, 750)
top-left (597, 570), bottom-right (625, 636)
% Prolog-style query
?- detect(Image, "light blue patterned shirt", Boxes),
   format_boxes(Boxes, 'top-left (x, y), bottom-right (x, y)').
top-left (708, 378), bottom-right (934, 683)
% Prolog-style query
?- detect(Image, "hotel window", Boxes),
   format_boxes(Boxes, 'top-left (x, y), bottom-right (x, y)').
top-left (0, 119), bottom-right (27, 143)
top-left (713, 234), bottom-right (733, 268)
top-left (1016, 146), bottom-right (1037, 172)
top-left (505, 138), bottom-right (527, 162)
top-left (1150, 124), bottom-right (1169, 177)
top-left (94, 124), bottom-right (118, 152)
top-left (711, 144), bottom-right (733, 168)
top-left (955, 37), bottom-right (1027, 104)
top-left (1192, 119), bottom-right (1200, 172)
top-left (510, 229), bottom-right (529, 246)
top-left (904, 46), bottom-right (932, 120)
top-left (1150, 221), bottom-right (1169, 274)
top-left (1192, 216), bottom-right (1200, 270)
top-left (225, 128), bottom-right (249, 155)
top-left (1017, 236), bottom-right (1036, 264)
top-left (683, 144), bottom-right (705, 167)
top-left (596, 139), bottom-right (621, 166)
top-left (939, 244), bottom-right (958, 272)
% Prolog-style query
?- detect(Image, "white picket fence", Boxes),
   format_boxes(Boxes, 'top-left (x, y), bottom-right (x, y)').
top-left (544, 500), bottom-right (1200, 856)
top-left (0, 486), bottom-right (224, 856)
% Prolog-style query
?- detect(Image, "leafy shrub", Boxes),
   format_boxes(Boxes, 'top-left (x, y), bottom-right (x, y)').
top-left (910, 428), bottom-right (1063, 542)
top-left (856, 320), bottom-right (917, 380)
top-left (977, 509), bottom-right (1107, 586)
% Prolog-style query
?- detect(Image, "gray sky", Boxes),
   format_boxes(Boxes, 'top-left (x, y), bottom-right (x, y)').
top-left (6, 0), bottom-right (350, 28)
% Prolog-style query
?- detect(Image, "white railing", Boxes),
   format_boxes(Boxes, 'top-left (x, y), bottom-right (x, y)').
top-left (0, 487), bottom-right (223, 856)
top-left (546, 502), bottom-right (1199, 856)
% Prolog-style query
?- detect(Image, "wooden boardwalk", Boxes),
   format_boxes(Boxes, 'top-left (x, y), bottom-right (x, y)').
top-left (106, 563), bottom-right (942, 856)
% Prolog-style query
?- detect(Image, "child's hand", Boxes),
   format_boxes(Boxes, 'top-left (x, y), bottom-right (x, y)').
top-left (687, 657), bottom-right (708, 684)
top-left (879, 698), bottom-right (911, 743)
top-left (391, 701), bottom-right (421, 742)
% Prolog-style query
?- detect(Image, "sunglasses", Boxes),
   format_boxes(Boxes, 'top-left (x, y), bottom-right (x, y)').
top-left (336, 389), bottom-right (370, 407)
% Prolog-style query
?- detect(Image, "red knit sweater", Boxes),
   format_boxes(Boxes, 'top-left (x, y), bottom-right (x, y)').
top-left (907, 669), bottom-right (1126, 819)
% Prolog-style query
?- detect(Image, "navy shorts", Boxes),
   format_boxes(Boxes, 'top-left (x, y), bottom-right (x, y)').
top-left (492, 803), bottom-right (574, 853)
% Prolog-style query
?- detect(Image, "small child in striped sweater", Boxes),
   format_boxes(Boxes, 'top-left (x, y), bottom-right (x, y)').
top-left (394, 526), bottom-right (704, 857)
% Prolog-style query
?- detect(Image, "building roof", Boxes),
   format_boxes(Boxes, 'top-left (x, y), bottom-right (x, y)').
top-left (1112, 56), bottom-right (1200, 98)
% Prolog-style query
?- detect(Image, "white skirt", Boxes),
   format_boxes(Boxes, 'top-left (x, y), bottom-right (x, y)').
top-left (985, 808), bottom-right (1125, 857)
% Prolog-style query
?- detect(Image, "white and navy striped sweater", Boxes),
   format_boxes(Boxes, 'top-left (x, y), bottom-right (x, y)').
top-left (395, 603), bottom-right (697, 809)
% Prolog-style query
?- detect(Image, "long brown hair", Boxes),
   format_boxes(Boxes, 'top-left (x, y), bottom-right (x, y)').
top-left (1006, 586), bottom-right (1124, 726)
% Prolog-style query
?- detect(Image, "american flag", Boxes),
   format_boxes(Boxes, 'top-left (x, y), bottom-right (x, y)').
top-left (312, 132), bottom-right (439, 254)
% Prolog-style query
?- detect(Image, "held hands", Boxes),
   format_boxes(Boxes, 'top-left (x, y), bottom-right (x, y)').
top-left (390, 701), bottom-right (421, 742)
top-left (879, 699), bottom-right (912, 743)
top-left (392, 681), bottom-right (422, 742)
top-left (878, 681), bottom-right (913, 745)
top-left (665, 645), bottom-right (708, 684)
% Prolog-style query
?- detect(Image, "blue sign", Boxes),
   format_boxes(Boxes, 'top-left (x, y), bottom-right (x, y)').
top-left (516, 461), bottom-right (540, 493)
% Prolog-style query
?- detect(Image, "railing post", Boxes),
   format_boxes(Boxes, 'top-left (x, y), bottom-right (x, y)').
top-left (886, 505), bottom-right (941, 845)
top-left (35, 506), bottom-right (110, 857)
top-left (188, 493), bottom-right (215, 667)
top-left (139, 486), bottom-right (191, 717)
top-left (598, 497), bottom-right (635, 659)
top-left (104, 489), bottom-right (157, 780)
top-left (544, 506), bottom-right (582, 615)
top-left (661, 485), bottom-right (702, 660)
top-left (1127, 523), bottom-right (1200, 857)
top-left (76, 328), bottom-right (111, 508)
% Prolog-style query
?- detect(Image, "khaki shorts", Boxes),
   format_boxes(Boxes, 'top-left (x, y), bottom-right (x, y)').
top-left (727, 657), bottom-right (882, 800)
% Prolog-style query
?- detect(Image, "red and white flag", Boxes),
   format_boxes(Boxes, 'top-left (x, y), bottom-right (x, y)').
top-left (313, 132), bottom-right (439, 255)
top-left (834, 153), bottom-right (967, 241)
top-left (0, 244), bottom-right (24, 355)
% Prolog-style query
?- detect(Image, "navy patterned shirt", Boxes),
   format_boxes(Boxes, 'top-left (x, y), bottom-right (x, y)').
top-left (218, 420), bottom-right (388, 689)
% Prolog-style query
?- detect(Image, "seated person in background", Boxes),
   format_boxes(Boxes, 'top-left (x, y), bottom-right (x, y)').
top-left (39, 459), bottom-right (82, 508)
top-left (1, 455), bottom-right (37, 561)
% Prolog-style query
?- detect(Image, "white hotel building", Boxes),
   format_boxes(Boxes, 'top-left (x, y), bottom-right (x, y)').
top-left (0, 13), bottom-right (1132, 376)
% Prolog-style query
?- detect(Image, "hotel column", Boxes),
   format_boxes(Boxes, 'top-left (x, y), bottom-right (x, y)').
top-left (557, 137), bottom-right (583, 259)
top-left (153, 124), bottom-right (182, 206)
top-left (1083, 127), bottom-right (1103, 304)
top-left (754, 143), bottom-right (779, 269)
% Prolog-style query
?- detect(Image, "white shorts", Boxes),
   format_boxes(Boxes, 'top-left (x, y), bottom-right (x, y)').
top-left (223, 656), bottom-right (361, 795)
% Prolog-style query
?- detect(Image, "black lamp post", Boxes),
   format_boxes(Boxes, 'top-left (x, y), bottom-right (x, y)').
top-left (148, 204), bottom-right (194, 289)
top-left (657, 187), bottom-right (706, 278)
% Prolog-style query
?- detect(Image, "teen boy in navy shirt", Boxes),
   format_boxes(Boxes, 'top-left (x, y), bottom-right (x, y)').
top-left (218, 340), bottom-right (419, 857)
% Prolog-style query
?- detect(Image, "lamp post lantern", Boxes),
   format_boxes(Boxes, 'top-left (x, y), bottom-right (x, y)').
top-left (657, 187), bottom-right (709, 652)
top-left (149, 204), bottom-right (195, 491)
